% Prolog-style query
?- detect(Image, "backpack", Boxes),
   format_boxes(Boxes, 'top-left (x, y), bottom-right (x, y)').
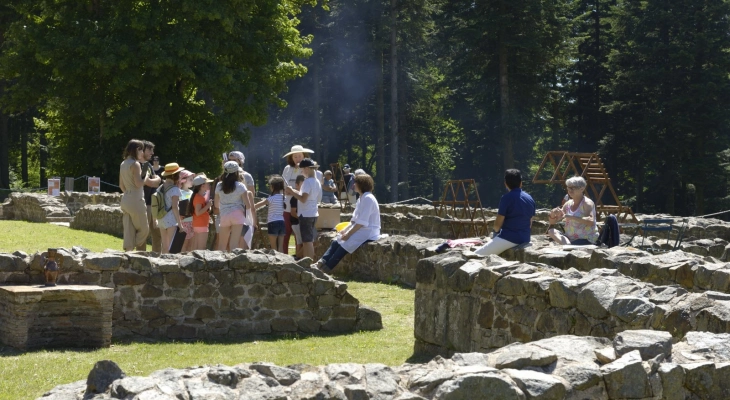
top-left (598, 214), bottom-right (621, 248)
top-left (151, 185), bottom-right (169, 220)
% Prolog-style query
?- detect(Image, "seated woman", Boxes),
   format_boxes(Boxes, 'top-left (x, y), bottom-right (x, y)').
top-left (314, 173), bottom-right (380, 274)
top-left (548, 176), bottom-right (599, 245)
top-left (474, 169), bottom-right (536, 255)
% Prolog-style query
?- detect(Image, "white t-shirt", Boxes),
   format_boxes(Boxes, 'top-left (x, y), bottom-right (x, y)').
top-left (215, 181), bottom-right (247, 216)
top-left (298, 177), bottom-right (322, 218)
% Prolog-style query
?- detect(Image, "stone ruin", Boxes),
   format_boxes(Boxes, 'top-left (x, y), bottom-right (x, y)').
top-left (41, 329), bottom-right (730, 399)
top-left (0, 249), bottom-right (382, 342)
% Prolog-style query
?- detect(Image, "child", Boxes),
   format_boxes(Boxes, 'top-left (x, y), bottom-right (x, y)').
top-left (188, 173), bottom-right (214, 250)
top-left (157, 163), bottom-right (185, 254)
top-left (178, 170), bottom-right (195, 252)
top-left (321, 170), bottom-right (338, 204)
top-left (285, 158), bottom-right (322, 259)
top-left (255, 175), bottom-right (287, 252)
top-left (290, 175), bottom-right (306, 258)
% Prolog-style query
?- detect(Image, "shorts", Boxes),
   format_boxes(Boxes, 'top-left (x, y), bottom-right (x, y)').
top-left (220, 209), bottom-right (245, 228)
top-left (181, 220), bottom-right (194, 239)
top-left (299, 216), bottom-right (318, 243)
top-left (193, 226), bottom-right (209, 233)
top-left (267, 220), bottom-right (285, 236)
top-left (291, 224), bottom-right (302, 245)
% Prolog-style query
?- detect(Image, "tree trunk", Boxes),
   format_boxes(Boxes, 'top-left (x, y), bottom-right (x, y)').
top-left (0, 110), bottom-right (8, 189)
top-left (39, 130), bottom-right (48, 185)
top-left (389, 0), bottom-right (399, 202)
top-left (399, 72), bottom-right (409, 199)
top-left (376, 51), bottom-right (386, 194)
top-left (499, 38), bottom-right (512, 169)
top-left (313, 63), bottom-right (321, 160)
top-left (21, 127), bottom-right (28, 185)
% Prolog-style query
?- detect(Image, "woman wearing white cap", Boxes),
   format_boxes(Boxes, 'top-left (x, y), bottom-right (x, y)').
top-left (281, 145), bottom-right (313, 254)
top-left (215, 161), bottom-right (255, 251)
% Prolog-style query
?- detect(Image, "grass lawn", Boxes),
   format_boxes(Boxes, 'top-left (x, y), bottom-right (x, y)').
top-left (0, 220), bottom-right (150, 254)
top-left (0, 221), bottom-right (418, 400)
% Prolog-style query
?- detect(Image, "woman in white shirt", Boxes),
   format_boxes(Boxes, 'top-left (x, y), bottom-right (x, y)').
top-left (314, 173), bottom-right (380, 273)
top-left (281, 145), bottom-right (313, 254)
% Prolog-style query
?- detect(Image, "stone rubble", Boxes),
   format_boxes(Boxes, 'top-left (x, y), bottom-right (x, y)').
top-left (40, 329), bottom-right (730, 400)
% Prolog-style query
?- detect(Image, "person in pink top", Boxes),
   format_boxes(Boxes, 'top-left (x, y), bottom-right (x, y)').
top-left (548, 176), bottom-right (600, 245)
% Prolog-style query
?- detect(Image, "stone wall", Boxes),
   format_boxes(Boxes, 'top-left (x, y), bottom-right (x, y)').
top-left (43, 329), bottom-right (730, 400)
top-left (314, 233), bottom-right (444, 287)
top-left (70, 205), bottom-right (124, 238)
top-left (0, 193), bottom-right (71, 222)
top-left (58, 192), bottom-right (123, 215)
top-left (414, 251), bottom-right (730, 357)
top-left (0, 249), bottom-right (382, 340)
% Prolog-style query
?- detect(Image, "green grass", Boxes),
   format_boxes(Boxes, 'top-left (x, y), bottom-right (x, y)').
top-left (0, 220), bottom-right (150, 254)
top-left (0, 221), bottom-right (417, 400)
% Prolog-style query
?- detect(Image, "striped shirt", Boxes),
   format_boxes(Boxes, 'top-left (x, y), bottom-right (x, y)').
top-left (267, 193), bottom-right (285, 222)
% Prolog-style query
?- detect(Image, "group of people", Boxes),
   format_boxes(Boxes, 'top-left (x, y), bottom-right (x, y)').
top-left (121, 139), bottom-right (599, 275)
top-left (472, 170), bottom-right (599, 256)
top-left (120, 141), bottom-right (381, 274)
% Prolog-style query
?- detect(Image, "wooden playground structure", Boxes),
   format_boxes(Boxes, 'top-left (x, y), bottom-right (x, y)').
top-left (532, 151), bottom-right (638, 222)
top-left (432, 179), bottom-right (491, 238)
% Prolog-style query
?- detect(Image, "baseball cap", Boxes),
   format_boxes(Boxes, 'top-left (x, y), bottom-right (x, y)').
top-left (299, 158), bottom-right (315, 168)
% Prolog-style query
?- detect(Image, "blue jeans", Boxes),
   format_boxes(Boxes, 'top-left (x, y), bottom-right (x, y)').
top-left (321, 240), bottom-right (350, 270)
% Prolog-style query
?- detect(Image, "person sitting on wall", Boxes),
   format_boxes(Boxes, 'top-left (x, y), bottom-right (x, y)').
top-left (474, 169), bottom-right (536, 256)
top-left (548, 176), bottom-right (599, 245)
top-left (314, 173), bottom-right (381, 274)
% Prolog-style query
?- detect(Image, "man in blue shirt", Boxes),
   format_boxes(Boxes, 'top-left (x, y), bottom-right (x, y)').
top-left (475, 169), bottom-right (536, 255)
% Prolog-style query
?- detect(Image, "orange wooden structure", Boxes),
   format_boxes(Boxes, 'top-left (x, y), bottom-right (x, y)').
top-left (532, 151), bottom-right (638, 222)
top-left (433, 179), bottom-right (491, 238)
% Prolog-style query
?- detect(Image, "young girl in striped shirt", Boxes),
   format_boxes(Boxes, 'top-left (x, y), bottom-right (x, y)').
top-left (256, 175), bottom-right (287, 252)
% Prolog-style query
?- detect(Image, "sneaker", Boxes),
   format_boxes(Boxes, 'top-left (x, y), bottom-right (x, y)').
top-left (314, 260), bottom-right (330, 274)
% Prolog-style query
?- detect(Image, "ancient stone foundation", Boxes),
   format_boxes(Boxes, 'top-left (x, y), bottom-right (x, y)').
top-left (414, 251), bottom-right (730, 357)
top-left (0, 285), bottom-right (113, 350)
top-left (42, 329), bottom-right (730, 400)
top-left (0, 249), bottom-right (382, 340)
top-left (0, 192), bottom-right (72, 222)
top-left (315, 233), bottom-right (444, 287)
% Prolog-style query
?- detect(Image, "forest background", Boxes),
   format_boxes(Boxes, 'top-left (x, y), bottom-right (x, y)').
top-left (1, 0), bottom-right (729, 217)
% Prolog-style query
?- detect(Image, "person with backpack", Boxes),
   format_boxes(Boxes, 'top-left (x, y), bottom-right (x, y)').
top-left (155, 163), bottom-right (185, 254)
top-left (120, 139), bottom-right (158, 251)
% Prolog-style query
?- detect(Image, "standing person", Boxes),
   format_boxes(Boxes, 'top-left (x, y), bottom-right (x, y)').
top-left (341, 164), bottom-right (353, 203)
top-left (321, 170), bottom-right (339, 204)
top-left (178, 170), bottom-right (195, 252)
top-left (120, 139), bottom-right (155, 251)
top-left (290, 175), bottom-right (306, 259)
top-left (157, 163), bottom-right (186, 254)
top-left (215, 161), bottom-right (254, 251)
top-left (314, 173), bottom-right (381, 273)
top-left (255, 175), bottom-right (287, 252)
top-left (140, 141), bottom-right (162, 251)
top-left (548, 176), bottom-right (600, 245)
top-left (227, 151), bottom-right (255, 191)
top-left (285, 158), bottom-right (322, 259)
top-left (474, 169), bottom-right (536, 255)
top-left (281, 145), bottom-right (314, 254)
top-left (189, 173), bottom-right (214, 250)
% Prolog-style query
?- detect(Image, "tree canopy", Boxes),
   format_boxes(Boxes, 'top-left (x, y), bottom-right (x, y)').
top-left (2, 0), bottom-right (730, 218)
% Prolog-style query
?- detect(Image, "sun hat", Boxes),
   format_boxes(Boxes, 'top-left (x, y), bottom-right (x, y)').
top-left (282, 145), bottom-right (314, 158)
top-left (192, 173), bottom-right (214, 186)
top-left (179, 170), bottom-right (194, 180)
top-left (298, 158), bottom-right (315, 168)
top-left (228, 151), bottom-right (245, 163)
top-left (224, 161), bottom-right (239, 175)
top-left (161, 163), bottom-right (186, 177)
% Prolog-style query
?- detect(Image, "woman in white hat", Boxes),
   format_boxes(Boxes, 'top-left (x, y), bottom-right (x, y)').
top-left (158, 163), bottom-right (186, 254)
top-left (281, 145), bottom-right (313, 254)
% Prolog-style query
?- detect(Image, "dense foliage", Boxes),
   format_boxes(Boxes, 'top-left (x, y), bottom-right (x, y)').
top-left (2, 0), bottom-right (730, 217)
